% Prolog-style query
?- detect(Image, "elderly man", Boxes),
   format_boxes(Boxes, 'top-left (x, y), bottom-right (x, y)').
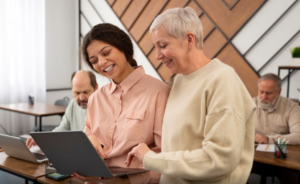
top-left (26, 70), bottom-right (98, 147)
top-left (253, 73), bottom-right (300, 145)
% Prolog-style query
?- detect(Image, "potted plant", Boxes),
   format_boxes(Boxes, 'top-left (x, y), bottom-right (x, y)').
top-left (290, 46), bottom-right (300, 66)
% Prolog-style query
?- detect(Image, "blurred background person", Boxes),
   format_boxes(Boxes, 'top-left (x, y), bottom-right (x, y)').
top-left (254, 73), bottom-right (300, 145)
top-left (26, 70), bottom-right (98, 148)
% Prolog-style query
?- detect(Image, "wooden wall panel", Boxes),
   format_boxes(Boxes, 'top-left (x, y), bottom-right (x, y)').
top-left (203, 29), bottom-right (227, 59)
top-left (196, 0), bottom-right (265, 38)
top-left (224, 0), bottom-right (237, 6)
top-left (139, 32), bottom-right (153, 55)
top-left (121, 0), bottom-right (149, 29)
top-left (160, 0), bottom-right (189, 12)
top-left (138, 0), bottom-right (189, 56)
top-left (129, 0), bottom-right (168, 42)
top-left (217, 44), bottom-right (259, 96)
top-left (106, 0), bottom-right (115, 6)
top-left (157, 64), bottom-right (172, 81)
top-left (200, 14), bottom-right (214, 39)
top-left (148, 49), bottom-right (160, 69)
top-left (139, 0), bottom-right (189, 56)
top-left (106, 0), bottom-right (266, 97)
top-left (186, 1), bottom-right (202, 16)
top-left (112, 0), bottom-right (131, 17)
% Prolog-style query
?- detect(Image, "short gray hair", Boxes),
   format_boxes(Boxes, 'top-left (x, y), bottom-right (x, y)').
top-left (150, 7), bottom-right (203, 49)
top-left (258, 73), bottom-right (282, 91)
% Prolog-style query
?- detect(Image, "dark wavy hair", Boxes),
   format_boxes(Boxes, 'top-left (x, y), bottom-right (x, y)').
top-left (81, 23), bottom-right (137, 73)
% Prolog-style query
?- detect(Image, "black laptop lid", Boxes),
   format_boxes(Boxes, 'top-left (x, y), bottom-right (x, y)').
top-left (30, 131), bottom-right (113, 177)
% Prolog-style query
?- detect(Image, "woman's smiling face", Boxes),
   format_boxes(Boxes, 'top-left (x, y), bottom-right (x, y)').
top-left (152, 28), bottom-right (189, 74)
top-left (87, 40), bottom-right (133, 84)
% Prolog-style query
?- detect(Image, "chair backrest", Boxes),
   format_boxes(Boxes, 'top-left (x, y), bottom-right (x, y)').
top-left (54, 97), bottom-right (70, 107)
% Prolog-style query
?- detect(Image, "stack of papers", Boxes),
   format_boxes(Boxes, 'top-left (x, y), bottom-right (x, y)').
top-left (256, 144), bottom-right (275, 152)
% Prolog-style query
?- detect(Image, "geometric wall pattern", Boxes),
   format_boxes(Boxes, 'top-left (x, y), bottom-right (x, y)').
top-left (81, 0), bottom-right (300, 98)
top-left (106, 0), bottom-right (266, 97)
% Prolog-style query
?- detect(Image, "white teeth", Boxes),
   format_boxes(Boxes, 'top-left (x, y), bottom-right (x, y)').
top-left (165, 60), bottom-right (172, 65)
top-left (104, 65), bottom-right (114, 72)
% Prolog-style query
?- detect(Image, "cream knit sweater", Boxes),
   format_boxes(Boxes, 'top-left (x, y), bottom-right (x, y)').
top-left (143, 59), bottom-right (256, 184)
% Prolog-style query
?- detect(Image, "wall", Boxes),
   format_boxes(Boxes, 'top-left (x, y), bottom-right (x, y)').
top-left (46, 0), bottom-right (79, 90)
top-left (82, 0), bottom-right (300, 99)
top-left (0, 1), bottom-right (79, 181)
top-left (79, 0), bottom-right (161, 84)
top-left (232, 0), bottom-right (300, 98)
top-left (42, 0), bottom-right (79, 126)
top-left (34, 0), bottom-right (300, 128)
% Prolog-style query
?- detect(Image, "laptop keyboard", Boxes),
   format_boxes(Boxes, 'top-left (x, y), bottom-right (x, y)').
top-left (109, 167), bottom-right (148, 175)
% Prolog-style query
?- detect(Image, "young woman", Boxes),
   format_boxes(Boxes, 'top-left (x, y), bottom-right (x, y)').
top-left (75, 23), bottom-right (170, 184)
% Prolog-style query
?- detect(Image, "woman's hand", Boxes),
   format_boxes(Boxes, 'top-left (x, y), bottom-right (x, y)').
top-left (74, 173), bottom-right (131, 184)
top-left (125, 143), bottom-right (150, 167)
top-left (88, 135), bottom-right (107, 159)
top-left (26, 137), bottom-right (36, 148)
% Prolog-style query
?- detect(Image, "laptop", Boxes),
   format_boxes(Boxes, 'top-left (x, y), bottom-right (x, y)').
top-left (0, 133), bottom-right (48, 163)
top-left (30, 131), bottom-right (149, 177)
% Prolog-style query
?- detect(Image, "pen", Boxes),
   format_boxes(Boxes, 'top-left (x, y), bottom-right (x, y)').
top-left (273, 138), bottom-right (286, 158)
top-left (281, 140), bottom-right (289, 149)
top-left (265, 144), bottom-right (269, 150)
top-left (281, 138), bottom-right (286, 144)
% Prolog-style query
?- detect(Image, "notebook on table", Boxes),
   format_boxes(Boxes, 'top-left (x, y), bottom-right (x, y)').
top-left (0, 133), bottom-right (48, 163)
top-left (30, 131), bottom-right (148, 177)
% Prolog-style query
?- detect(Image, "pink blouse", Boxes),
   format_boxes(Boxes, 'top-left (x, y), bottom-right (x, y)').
top-left (84, 66), bottom-right (170, 184)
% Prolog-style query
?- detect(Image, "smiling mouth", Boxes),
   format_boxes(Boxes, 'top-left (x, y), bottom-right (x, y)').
top-left (164, 59), bottom-right (172, 65)
top-left (103, 64), bottom-right (115, 72)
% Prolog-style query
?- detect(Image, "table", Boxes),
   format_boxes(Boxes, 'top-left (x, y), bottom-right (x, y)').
top-left (37, 176), bottom-right (84, 184)
top-left (278, 66), bottom-right (300, 98)
top-left (254, 145), bottom-right (300, 184)
top-left (0, 151), bottom-right (84, 184)
top-left (0, 103), bottom-right (67, 132)
top-left (0, 152), bottom-right (46, 184)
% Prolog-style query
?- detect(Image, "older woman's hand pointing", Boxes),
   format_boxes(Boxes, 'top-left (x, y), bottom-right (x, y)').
top-left (125, 143), bottom-right (150, 167)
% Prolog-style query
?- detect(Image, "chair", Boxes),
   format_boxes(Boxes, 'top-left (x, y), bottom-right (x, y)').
top-left (33, 97), bottom-right (70, 132)
top-left (54, 97), bottom-right (70, 119)
top-left (0, 124), bottom-right (10, 135)
top-left (54, 97), bottom-right (70, 107)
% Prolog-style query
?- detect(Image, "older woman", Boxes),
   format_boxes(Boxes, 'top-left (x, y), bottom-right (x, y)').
top-left (126, 7), bottom-right (256, 184)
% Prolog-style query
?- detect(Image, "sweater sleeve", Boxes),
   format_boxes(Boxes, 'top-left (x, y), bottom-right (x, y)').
top-left (143, 109), bottom-right (245, 181)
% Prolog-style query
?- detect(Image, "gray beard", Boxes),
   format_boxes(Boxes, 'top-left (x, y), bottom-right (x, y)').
top-left (258, 97), bottom-right (277, 111)
top-left (78, 100), bottom-right (88, 109)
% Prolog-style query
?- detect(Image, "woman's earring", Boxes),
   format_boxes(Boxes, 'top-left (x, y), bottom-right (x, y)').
top-left (188, 36), bottom-right (192, 52)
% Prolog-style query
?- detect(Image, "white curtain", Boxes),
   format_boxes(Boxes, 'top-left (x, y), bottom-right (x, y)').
top-left (0, 0), bottom-right (46, 136)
